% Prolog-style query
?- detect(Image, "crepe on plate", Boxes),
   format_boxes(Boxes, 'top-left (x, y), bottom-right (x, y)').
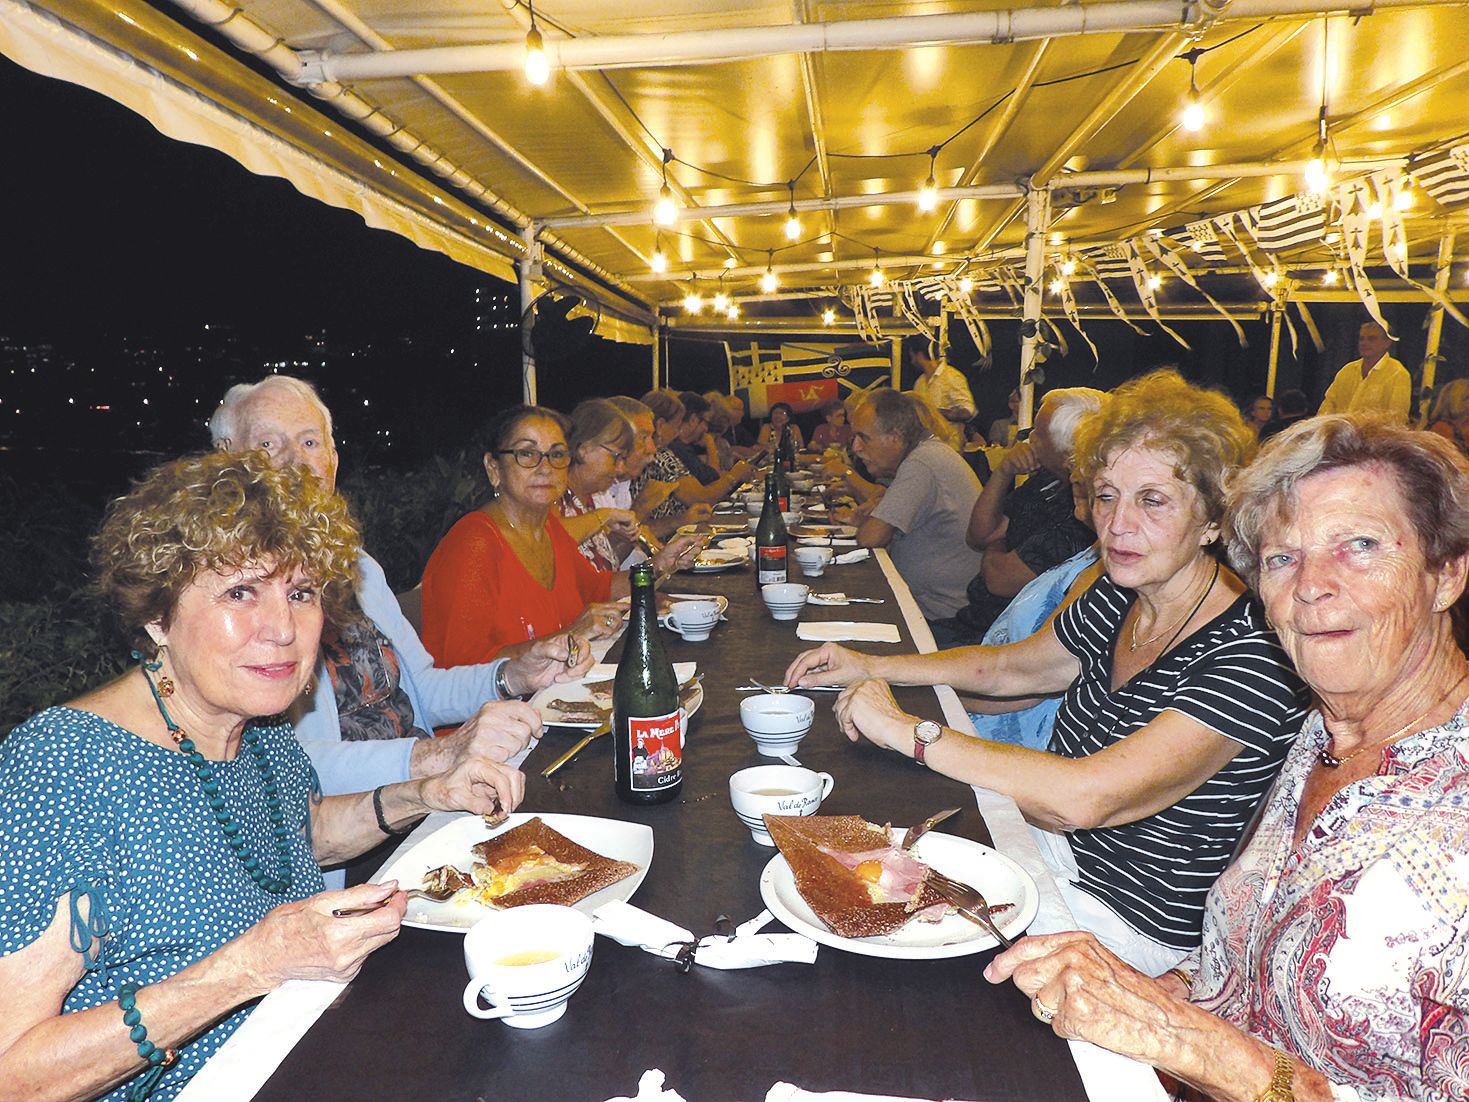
top-left (423, 816), bottom-right (639, 908)
top-left (764, 814), bottom-right (955, 939)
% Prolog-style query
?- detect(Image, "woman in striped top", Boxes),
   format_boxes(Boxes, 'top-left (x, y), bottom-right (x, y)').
top-left (787, 370), bottom-right (1308, 972)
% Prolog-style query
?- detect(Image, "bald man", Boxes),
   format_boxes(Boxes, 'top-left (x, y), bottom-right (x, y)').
top-left (1318, 322), bottom-right (1411, 421)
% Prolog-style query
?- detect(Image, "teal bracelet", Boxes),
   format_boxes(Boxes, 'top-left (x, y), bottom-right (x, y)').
top-left (118, 984), bottom-right (177, 1101)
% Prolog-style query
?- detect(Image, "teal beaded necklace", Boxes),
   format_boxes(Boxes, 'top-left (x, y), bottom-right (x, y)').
top-left (138, 654), bottom-right (293, 895)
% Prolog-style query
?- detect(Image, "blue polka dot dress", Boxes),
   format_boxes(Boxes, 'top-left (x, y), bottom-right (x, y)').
top-left (0, 707), bottom-right (325, 1101)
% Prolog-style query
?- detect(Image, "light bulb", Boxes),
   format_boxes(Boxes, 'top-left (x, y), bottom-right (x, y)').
top-left (1304, 155), bottom-right (1330, 195)
top-left (1181, 98), bottom-right (1205, 133)
top-left (1367, 200), bottom-right (1383, 220)
top-left (1048, 279), bottom-right (1065, 294)
top-left (524, 26), bottom-right (549, 85)
top-left (712, 291), bottom-right (730, 311)
top-left (958, 276), bottom-right (973, 294)
top-left (1395, 184), bottom-right (1414, 211)
top-left (654, 184), bottom-right (677, 226)
top-left (784, 211), bottom-right (801, 240)
top-left (651, 249), bottom-right (668, 274)
top-left (1060, 257), bottom-right (1077, 277)
top-left (726, 303), bottom-right (740, 319)
top-left (918, 175), bottom-right (938, 212)
top-left (1322, 269), bottom-right (1340, 285)
top-left (1263, 269), bottom-right (1279, 287)
top-left (761, 268), bottom-right (779, 294)
top-left (822, 307), bottom-right (836, 326)
top-left (683, 292), bottom-right (703, 314)
top-left (869, 266), bottom-right (885, 287)
top-left (1147, 273), bottom-right (1163, 291)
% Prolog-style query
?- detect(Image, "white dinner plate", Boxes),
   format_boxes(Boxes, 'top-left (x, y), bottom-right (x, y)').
top-left (380, 812), bottom-right (654, 933)
top-left (789, 524), bottom-right (857, 540)
top-left (758, 830), bottom-right (1039, 959)
top-left (684, 548), bottom-right (745, 573)
top-left (530, 662), bottom-right (701, 729)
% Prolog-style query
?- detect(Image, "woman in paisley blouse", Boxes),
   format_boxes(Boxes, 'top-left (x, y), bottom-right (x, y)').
top-left (987, 413), bottom-right (1469, 1102)
top-left (559, 398), bottom-right (639, 573)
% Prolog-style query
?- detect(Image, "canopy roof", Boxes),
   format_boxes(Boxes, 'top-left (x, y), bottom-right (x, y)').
top-left (7, 0), bottom-right (1469, 342)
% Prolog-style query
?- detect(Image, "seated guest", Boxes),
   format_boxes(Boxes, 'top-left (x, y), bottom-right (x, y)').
top-left (0, 451), bottom-right (523, 1100)
top-left (987, 414), bottom-right (1469, 1101)
top-left (210, 377), bottom-right (581, 818)
top-left (634, 389), bottom-right (754, 525)
top-left (788, 370), bottom-right (1308, 971)
top-left (1243, 393), bottom-right (1274, 439)
top-left (558, 398), bottom-right (641, 572)
top-left (421, 405), bottom-right (699, 667)
top-left (1424, 376), bottom-right (1469, 454)
top-left (989, 388), bottom-right (1021, 448)
top-left (931, 387), bottom-right (1104, 647)
top-left (700, 395), bottom-right (737, 471)
top-left (671, 392), bottom-right (723, 484)
top-left (1259, 387), bottom-right (1309, 442)
top-left (848, 388), bottom-right (984, 625)
top-left (757, 401), bottom-right (805, 451)
top-left (809, 399), bottom-right (854, 453)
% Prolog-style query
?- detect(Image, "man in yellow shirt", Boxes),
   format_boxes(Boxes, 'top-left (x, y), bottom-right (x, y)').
top-left (1317, 321), bottom-right (1411, 421)
top-left (906, 336), bottom-right (974, 451)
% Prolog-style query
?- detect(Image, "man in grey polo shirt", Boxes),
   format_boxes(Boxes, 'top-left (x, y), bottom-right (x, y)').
top-left (849, 389), bottom-right (983, 624)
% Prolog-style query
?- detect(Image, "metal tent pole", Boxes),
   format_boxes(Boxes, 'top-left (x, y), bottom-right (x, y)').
top-left (1266, 302), bottom-right (1283, 399)
top-left (520, 226), bottom-right (539, 404)
top-left (1421, 231), bottom-right (1457, 400)
top-left (652, 322), bottom-right (663, 390)
top-left (1017, 184), bottom-right (1050, 431)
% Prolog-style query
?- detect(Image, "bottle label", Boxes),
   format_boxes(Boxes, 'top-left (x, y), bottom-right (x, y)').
top-left (757, 544), bottom-right (787, 585)
top-left (625, 709), bottom-right (683, 791)
top-left (776, 495), bottom-right (790, 512)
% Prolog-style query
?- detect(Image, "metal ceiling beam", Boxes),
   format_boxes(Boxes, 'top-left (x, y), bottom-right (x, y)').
top-left (793, 0), bottom-right (838, 248)
top-left (297, 0), bottom-right (1453, 83)
top-left (925, 39), bottom-right (1051, 255)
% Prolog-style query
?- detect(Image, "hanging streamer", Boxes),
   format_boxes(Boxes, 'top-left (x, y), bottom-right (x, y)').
top-left (1336, 180), bottom-right (1395, 338)
top-left (1075, 256), bottom-right (1150, 336)
top-left (1217, 213), bottom-right (1299, 358)
top-left (1141, 236), bottom-right (1249, 347)
top-left (1373, 174), bottom-right (1468, 329)
top-left (896, 285), bottom-right (934, 337)
top-left (1126, 241), bottom-right (1191, 349)
top-left (1055, 274), bottom-right (1100, 365)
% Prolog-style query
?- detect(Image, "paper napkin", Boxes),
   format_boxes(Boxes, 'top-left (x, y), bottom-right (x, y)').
top-left (831, 548), bottom-right (870, 564)
top-left (767, 1086), bottom-right (979, 1102)
top-left (795, 622), bottom-right (901, 643)
top-left (602, 1070), bottom-right (688, 1102)
top-left (592, 902), bottom-right (818, 969)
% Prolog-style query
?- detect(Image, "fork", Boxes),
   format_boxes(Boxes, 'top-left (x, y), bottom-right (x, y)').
top-left (332, 885), bottom-right (456, 917)
top-left (925, 870), bottom-right (1014, 949)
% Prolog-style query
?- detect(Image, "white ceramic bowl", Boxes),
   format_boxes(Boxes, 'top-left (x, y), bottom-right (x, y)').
top-left (746, 512), bottom-right (802, 532)
top-left (740, 693), bottom-right (816, 739)
top-left (761, 583), bottom-right (810, 620)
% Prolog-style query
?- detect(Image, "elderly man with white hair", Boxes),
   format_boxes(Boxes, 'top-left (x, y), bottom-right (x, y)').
top-left (209, 377), bottom-right (588, 857)
top-left (931, 387), bottom-right (1105, 647)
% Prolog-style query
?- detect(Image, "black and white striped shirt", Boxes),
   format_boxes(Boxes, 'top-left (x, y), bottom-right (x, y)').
top-left (1051, 575), bottom-right (1308, 951)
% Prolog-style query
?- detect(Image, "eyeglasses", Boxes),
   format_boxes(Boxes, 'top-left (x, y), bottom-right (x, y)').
top-left (496, 446), bottom-right (572, 469)
top-left (599, 443), bottom-right (629, 464)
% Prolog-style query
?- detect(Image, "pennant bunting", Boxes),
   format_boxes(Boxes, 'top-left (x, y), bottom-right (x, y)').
top-left (1336, 179), bottom-right (1395, 338)
top-left (896, 284), bottom-right (935, 337)
top-left (1075, 256), bottom-right (1150, 335)
top-left (1373, 174), bottom-right (1469, 329)
top-left (1184, 219), bottom-right (1228, 264)
top-left (1126, 242), bottom-right (1191, 349)
top-left (1414, 146), bottom-right (1469, 208)
top-left (1220, 213), bottom-right (1299, 358)
top-left (1249, 192), bottom-right (1328, 251)
top-left (1054, 276), bottom-right (1100, 365)
top-left (1142, 237), bottom-right (1249, 347)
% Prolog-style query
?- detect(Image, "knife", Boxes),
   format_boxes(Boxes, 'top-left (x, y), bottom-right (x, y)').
top-left (541, 718), bottom-right (612, 778)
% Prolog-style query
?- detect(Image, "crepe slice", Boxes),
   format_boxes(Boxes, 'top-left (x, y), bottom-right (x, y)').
top-left (763, 815), bottom-right (950, 939)
top-left (465, 816), bottom-right (639, 908)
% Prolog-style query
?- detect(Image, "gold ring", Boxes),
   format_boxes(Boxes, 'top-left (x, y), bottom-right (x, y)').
top-left (1032, 998), bottom-right (1056, 1025)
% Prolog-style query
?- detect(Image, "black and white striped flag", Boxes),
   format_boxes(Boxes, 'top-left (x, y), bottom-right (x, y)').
top-left (1414, 146), bottom-right (1469, 209)
top-left (1248, 192), bottom-right (1328, 250)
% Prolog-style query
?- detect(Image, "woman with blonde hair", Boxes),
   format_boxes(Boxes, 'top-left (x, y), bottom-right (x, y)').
top-left (788, 370), bottom-right (1308, 970)
top-left (559, 398), bottom-right (640, 573)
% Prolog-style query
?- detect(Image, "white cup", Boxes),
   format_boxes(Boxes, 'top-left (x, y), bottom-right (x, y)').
top-left (761, 582), bottom-right (810, 621)
top-left (461, 905), bottom-right (594, 1028)
top-left (739, 693), bottom-right (815, 757)
top-left (793, 546), bottom-right (834, 577)
top-left (729, 765), bottom-right (835, 846)
top-left (668, 599), bottom-right (720, 642)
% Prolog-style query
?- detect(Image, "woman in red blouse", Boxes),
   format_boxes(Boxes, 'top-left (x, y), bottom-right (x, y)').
top-left (421, 406), bottom-right (696, 667)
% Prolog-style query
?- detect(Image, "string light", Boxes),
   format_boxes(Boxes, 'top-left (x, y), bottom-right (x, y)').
top-left (822, 306), bottom-right (836, 326)
top-left (1322, 268), bottom-right (1340, 285)
top-left (760, 252), bottom-right (779, 294)
top-left (1367, 198), bottom-right (1383, 220)
top-left (1395, 180), bottom-right (1415, 211)
top-left (869, 248), bottom-right (885, 287)
top-left (683, 289), bottom-right (704, 314)
top-left (713, 274), bottom-right (730, 312)
top-left (1060, 256), bottom-right (1077, 277)
top-left (654, 148), bottom-right (678, 225)
top-left (651, 234), bottom-right (668, 274)
top-left (1048, 278), bottom-right (1065, 294)
top-left (726, 302), bottom-right (740, 319)
top-left (1147, 273), bottom-right (1163, 291)
top-left (723, 257), bottom-right (737, 269)
top-left (958, 276), bottom-right (973, 294)
top-left (1180, 51), bottom-right (1205, 132)
top-left (918, 147), bottom-right (939, 212)
top-left (1304, 29), bottom-right (1331, 195)
top-left (784, 181), bottom-right (801, 241)
top-left (1263, 269), bottom-right (1279, 288)
top-left (523, 3), bottom-right (549, 85)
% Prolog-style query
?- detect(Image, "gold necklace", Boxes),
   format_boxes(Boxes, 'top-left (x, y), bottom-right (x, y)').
top-left (1128, 559), bottom-right (1220, 653)
top-left (1318, 675), bottom-right (1467, 768)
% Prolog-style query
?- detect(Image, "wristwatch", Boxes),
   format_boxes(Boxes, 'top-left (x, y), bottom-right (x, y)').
top-left (913, 720), bottom-right (943, 766)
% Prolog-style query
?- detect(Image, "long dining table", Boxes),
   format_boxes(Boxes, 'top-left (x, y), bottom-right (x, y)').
top-left (178, 538), bottom-right (1166, 1102)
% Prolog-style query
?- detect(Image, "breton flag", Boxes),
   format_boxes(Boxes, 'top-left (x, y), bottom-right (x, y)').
top-left (1183, 219), bottom-right (1228, 263)
top-left (1414, 146), bottom-right (1469, 208)
top-left (1248, 192), bottom-right (1328, 251)
top-left (1083, 243), bottom-right (1133, 279)
top-left (729, 341), bottom-right (891, 417)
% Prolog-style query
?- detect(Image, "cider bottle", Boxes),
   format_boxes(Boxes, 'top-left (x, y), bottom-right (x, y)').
top-left (613, 563), bottom-right (682, 804)
top-left (755, 472), bottom-right (789, 588)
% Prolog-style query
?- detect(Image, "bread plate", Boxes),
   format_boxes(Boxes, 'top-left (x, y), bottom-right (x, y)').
top-left (758, 831), bottom-right (1038, 958)
top-left (380, 812), bottom-right (654, 933)
top-left (530, 662), bottom-right (701, 729)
